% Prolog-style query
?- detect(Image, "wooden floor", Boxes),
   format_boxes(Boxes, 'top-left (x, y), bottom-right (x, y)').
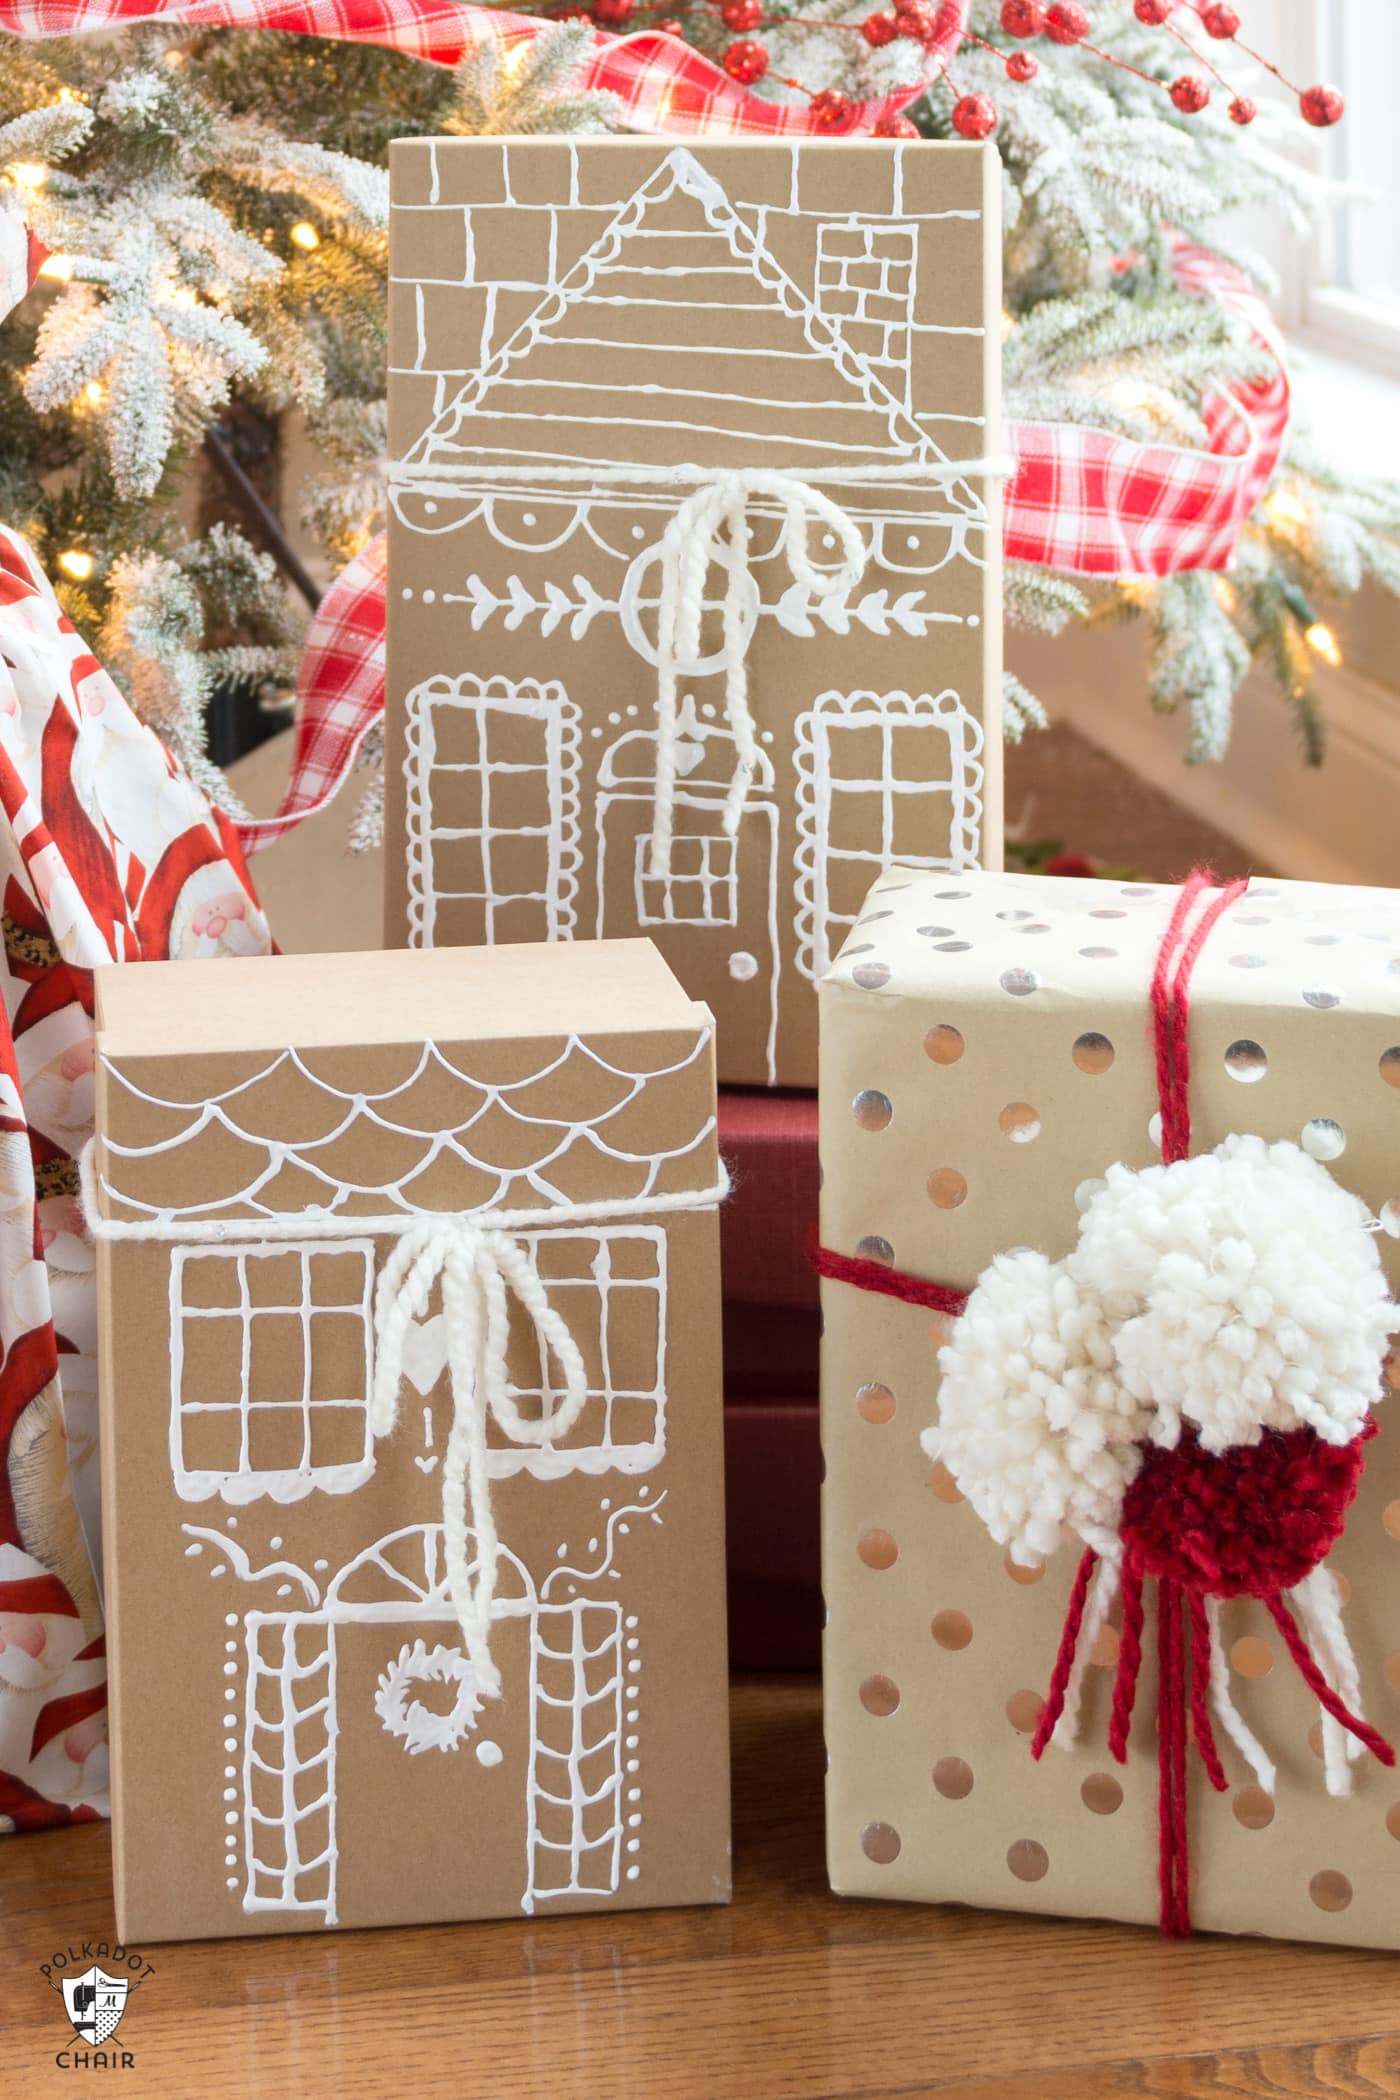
top-left (5, 1676), bottom-right (1400, 2099)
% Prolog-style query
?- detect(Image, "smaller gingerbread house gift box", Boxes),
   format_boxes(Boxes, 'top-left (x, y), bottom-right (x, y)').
top-left (89, 939), bottom-right (730, 1942)
top-left (384, 135), bottom-right (1004, 1090)
top-left (816, 867), bottom-right (1400, 1947)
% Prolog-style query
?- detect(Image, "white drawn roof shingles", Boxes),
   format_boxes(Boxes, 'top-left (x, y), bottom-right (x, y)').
top-left (402, 147), bottom-right (940, 476)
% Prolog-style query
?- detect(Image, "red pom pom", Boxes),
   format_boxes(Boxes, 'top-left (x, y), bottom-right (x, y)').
top-left (1201, 2), bottom-right (1238, 35)
top-left (811, 87), bottom-right (853, 130)
top-left (872, 114), bottom-right (921, 137)
top-left (952, 92), bottom-right (999, 139)
top-left (1006, 48), bottom-right (1038, 80)
top-left (1133, 0), bottom-right (1172, 22)
top-left (1301, 83), bottom-right (1345, 127)
top-left (1228, 94), bottom-right (1256, 125)
top-left (723, 37), bottom-right (768, 81)
top-left (593, 0), bottom-right (634, 23)
top-left (1169, 73), bottom-right (1210, 112)
top-left (1045, 1), bottom-right (1089, 42)
top-left (862, 8), bottom-right (899, 43)
top-left (999, 0), bottom-right (1044, 34)
top-left (1120, 1423), bottom-right (1373, 1598)
top-left (720, 0), bottom-right (763, 29)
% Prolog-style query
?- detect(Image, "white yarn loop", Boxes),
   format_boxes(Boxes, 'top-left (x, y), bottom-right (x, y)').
top-left (649, 468), bottom-right (867, 878)
top-left (81, 1139), bottom-right (728, 1697)
top-left (371, 1216), bottom-right (590, 1702)
top-left (1292, 1564), bottom-right (1367, 1797)
top-left (1204, 1596), bottom-right (1276, 1796)
top-left (384, 449), bottom-right (1015, 884)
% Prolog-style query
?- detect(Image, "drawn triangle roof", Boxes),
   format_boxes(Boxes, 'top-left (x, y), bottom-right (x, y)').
top-left (403, 146), bottom-right (944, 476)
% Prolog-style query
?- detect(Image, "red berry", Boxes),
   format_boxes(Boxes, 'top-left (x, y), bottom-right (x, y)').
top-left (1228, 94), bottom-right (1255, 125)
top-left (1200, 2), bottom-right (1238, 35)
top-left (952, 92), bottom-right (999, 139)
top-left (723, 37), bottom-right (768, 81)
top-left (1133, 0), bottom-right (1172, 22)
top-left (811, 87), bottom-right (853, 129)
top-left (656, 14), bottom-right (683, 26)
top-left (872, 114), bottom-right (921, 137)
top-left (1300, 83), bottom-right (1344, 127)
top-left (1044, 3), bottom-right (1089, 45)
top-left (1006, 48), bottom-right (1038, 80)
top-left (999, 0), bottom-right (1044, 34)
top-left (894, 1), bottom-right (934, 37)
top-left (720, 0), bottom-right (762, 28)
top-left (1169, 73), bottom-right (1209, 113)
top-left (593, 0), bottom-right (633, 22)
top-left (862, 8), bottom-right (898, 43)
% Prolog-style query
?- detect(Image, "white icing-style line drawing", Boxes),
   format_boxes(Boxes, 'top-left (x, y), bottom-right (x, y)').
top-left (403, 672), bottom-right (581, 950)
top-left (186, 1515), bottom-right (648, 1922)
top-left (375, 1638), bottom-right (485, 1755)
top-left (595, 702), bottom-right (781, 1085)
top-left (95, 1028), bottom-right (716, 1222)
top-left (793, 689), bottom-right (986, 983)
top-left (169, 1240), bottom-right (376, 1506)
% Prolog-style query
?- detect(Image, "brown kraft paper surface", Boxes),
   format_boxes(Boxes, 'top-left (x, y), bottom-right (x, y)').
top-left (94, 940), bottom-right (729, 1942)
top-left (819, 867), bottom-right (1400, 1948)
top-left (384, 136), bottom-right (1003, 1089)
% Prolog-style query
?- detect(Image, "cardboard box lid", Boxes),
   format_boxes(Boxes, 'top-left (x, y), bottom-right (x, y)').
top-left (95, 937), bottom-right (709, 1059)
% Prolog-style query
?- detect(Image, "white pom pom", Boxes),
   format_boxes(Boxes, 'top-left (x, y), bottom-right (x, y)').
top-left (1071, 1135), bottom-right (1392, 1454)
top-left (922, 1247), bottom-right (1149, 1567)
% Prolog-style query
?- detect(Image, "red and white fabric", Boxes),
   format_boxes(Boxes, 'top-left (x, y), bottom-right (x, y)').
top-left (0, 0), bottom-right (962, 132)
top-left (0, 527), bottom-right (273, 1833)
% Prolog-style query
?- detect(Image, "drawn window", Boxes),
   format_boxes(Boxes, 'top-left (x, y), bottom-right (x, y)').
top-left (797, 691), bottom-right (983, 980)
top-left (412, 681), bottom-right (578, 946)
top-left (171, 1243), bottom-right (375, 1503)
top-left (492, 1227), bottom-right (667, 1477)
top-left (633, 831), bottom-right (738, 928)
top-left (815, 222), bottom-right (917, 390)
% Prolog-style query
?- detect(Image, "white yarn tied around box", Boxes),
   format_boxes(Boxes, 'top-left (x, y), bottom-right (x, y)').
top-left (80, 1139), bottom-right (728, 1702)
top-left (387, 452), bottom-right (1016, 878)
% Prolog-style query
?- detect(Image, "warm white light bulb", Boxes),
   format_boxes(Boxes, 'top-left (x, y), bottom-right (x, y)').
top-left (289, 221), bottom-right (320, 252)
top-left (58, 549), bottom-right (94, 582)
top-left (1305, 621), bottom-right (1343, 668)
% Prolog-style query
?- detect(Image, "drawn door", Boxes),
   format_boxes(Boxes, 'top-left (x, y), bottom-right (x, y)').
top-left (404, 672), bottom-right (582, 949)
top-left (794, 687), bottom-right (985, 981)
top-left (594, 724), bottom-right (781, 1084)
top-left (329, 1607), bottom-right (536, 1926)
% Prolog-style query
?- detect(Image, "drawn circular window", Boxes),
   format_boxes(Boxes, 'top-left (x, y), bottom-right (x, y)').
top-left (375, 1639), bottom-right (485, 1756)
top-left (619, 540), bottom-right (760, 674)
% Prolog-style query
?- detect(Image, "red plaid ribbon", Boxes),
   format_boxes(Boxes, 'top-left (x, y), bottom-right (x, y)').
top-left (1, 0), bottom-right (1292, 849)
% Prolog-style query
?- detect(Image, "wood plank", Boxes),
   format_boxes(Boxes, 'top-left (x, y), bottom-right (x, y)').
top-left (4, 1678), bottom-right (1400, 2100)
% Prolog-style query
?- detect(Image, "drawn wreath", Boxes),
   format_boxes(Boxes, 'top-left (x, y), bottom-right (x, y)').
top-left (373, 1639), bottom-right (484, 1757)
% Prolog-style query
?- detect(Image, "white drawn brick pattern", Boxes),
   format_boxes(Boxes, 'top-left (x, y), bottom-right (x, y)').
top-left (815, 222), bottom-right (918, 402)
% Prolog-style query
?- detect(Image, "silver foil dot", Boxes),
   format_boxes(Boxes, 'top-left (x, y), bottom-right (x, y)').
top-left (1000, 968), bottom-right (1039, 997)
top-left (1225, 1040), bottom-right (1268, 1082)
top-left (1301, 1117), bottom-right (1346, 1162)
top-left (852, 1089), bottom-right (893, 1132)
top-left (1301, 986), bottom-right (1343, 1010)
top-left (852, 962), bottom-right (891, 990)
top-left (855, 1234), bottom-right (894, 1265)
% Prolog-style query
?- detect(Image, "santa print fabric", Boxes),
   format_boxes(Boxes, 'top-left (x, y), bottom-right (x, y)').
top-left (0, 526), bottom-right (272, 1835)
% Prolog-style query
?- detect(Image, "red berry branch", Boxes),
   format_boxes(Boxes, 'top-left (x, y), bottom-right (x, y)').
top-left (555, 0), bottom-right (1345, 140)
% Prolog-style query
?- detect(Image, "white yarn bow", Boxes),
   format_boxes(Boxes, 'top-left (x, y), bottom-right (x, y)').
top-left (369, 1216), bottom-right (590, 1701)
top-left (649, 468), bottom-right (867, 879)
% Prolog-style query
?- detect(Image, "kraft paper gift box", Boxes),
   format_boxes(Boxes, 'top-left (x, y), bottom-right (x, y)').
top-left (818, 867), bottom-right (1400, 1949)
top-left (90, 939), bottom-right (730, 1942)
top-left (384, 135), bottom-right (1003, 1090)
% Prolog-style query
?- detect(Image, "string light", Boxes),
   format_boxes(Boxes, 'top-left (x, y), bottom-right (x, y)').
top-left (289, 221), bottom-right (320, 252)
top-left (1263, 489), bottom-right (1309, 529)
top-left (1305, 622), bottom-right (1343, 668)
top-left (38, 254), bottom-right (74, 282)
top-left (8, 163), bottom-right (46, 191)
top-left (58, 549), bottom-right (94, 582)
top-left (1214, 578), bottom-right (1237, 613)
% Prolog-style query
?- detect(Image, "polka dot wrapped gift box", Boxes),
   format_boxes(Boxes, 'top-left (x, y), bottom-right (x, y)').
top-left (816, 867), bottom-right (1400, 1947)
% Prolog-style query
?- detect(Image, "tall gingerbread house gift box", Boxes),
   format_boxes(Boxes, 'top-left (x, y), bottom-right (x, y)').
top-left (89, 940), bottom-right (730, 1941)
top-left (817, 868), bottom-right (1400, 1947)
top-left (384, 136), bottom-right (1003, 1087)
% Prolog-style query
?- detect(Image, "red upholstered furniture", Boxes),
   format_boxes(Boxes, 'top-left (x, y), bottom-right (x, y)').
top-left (718, 1091), bottom-right (821, 1667)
